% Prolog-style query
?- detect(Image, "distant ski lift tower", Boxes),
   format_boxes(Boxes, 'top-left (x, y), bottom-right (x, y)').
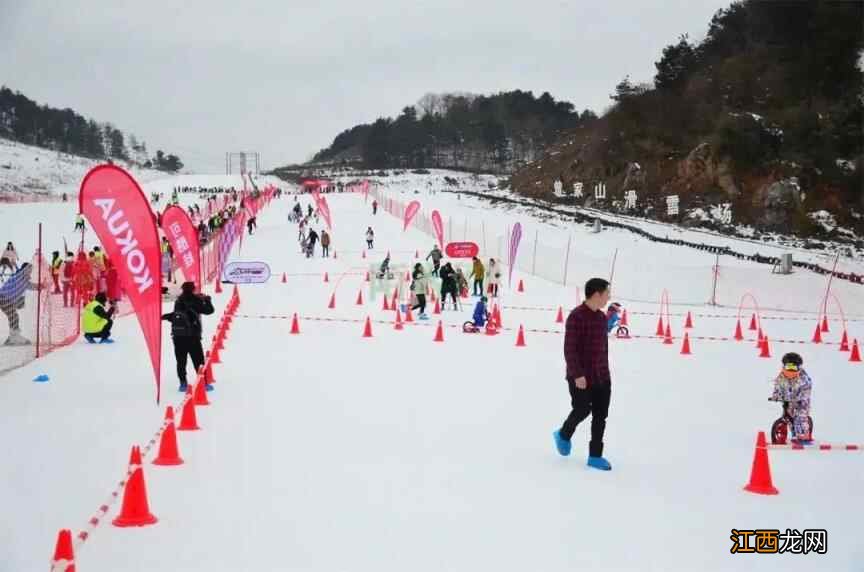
top-left (226, 152), bottom-right (261, 175)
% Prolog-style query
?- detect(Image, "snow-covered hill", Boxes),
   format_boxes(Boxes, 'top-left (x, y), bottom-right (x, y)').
top-left (0, 137), bottom-right (175, 200)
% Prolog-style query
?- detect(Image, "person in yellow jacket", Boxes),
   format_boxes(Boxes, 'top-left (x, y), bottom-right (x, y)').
top-left (82, 292), bottom-right (116, 344)
top-left (469, 256), bottom-right (485, 297)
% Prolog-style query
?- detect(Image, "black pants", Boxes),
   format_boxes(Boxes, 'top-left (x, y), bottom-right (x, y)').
top-left (559, 378), bottom-right (611, 457)
top-left (85, 319), bottom-right (113, 341)
top-left (322, 245), bottom-right (329, 257)
top-left (412, 294), bottom-right (426, 314)
top-left (473, 278), bottom-right (484, 296)
top-left (366, 239), bottom-right (373, 249)
top-left (442, 288), bottom-right (458, 309)
top-left (174, 336), bottom-right (205, 384)
top-left (432, 260), bottom-right (440, 276)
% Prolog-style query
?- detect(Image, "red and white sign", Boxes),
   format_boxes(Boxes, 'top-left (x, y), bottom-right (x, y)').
top-left (445, 242), bottom-right (479, 258)
top-left (162, 205), bottom-right (201, 291)
top-left (79, 165), bottom-right (163, 402)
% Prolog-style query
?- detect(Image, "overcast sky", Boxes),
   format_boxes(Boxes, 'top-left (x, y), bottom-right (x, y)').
top-left (1, 0), bottom-right (731, 172)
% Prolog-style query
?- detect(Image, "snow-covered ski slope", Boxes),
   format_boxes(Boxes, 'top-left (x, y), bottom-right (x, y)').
top-left (1, 171), bottom-right (862, 571)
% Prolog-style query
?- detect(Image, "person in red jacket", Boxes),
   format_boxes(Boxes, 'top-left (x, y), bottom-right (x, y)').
top-left (61, 252), bottom-right (75, 307)
top-left (553, 278), bottom-right (613, 471)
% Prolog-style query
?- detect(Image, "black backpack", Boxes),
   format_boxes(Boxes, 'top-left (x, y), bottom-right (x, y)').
top-left (170, 298), bottom-right (200, 337)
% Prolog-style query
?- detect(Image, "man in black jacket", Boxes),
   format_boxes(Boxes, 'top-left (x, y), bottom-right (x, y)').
top-left (162, 281), bottom-right (215, 392)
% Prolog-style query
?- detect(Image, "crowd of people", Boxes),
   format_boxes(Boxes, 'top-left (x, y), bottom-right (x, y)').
top-left (292, 200), bottom-right (333, 258)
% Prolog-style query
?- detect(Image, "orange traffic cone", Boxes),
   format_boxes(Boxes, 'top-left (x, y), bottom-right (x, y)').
top-left (323, 272), bottom-right (329, 283)
top-left (129, 444), bottom-right (142, 467)
top-left (365, 271), bottom-right (370, 282)
top-left (207, 346), bottom-right (221, 365)
top-left (812, 323), bottom-right (823, 344)
top-left (743, 431), bottom-right (779, 495)
top-left (515, 325), bottom-right (526, 347)
top-left (663, 323), bottom-right (673, 345)
top-left (517, 279), bottom-right (524, 293)
top-left (112, 448), bottom-right (159, 526)
top-left (433, 320), bottom-right (444, 342)
top-left (755, 328), bottom-right (764, 349)
top-left (555, 306), bottom-right (564, 324)
top-left (214, 278), bottom-right (222, 294)
top-left (394, 309), bottom-right (404, 330)
top-left (850, 339), bottom-right (862, 363)
top-left (290, 313), bottom-right (301, 334)
top-left (362, 316), bottom-right (374, 338)
top-left (684, 311), bottom-right (693, 329)
top-left (821, 315), bottom-right (829, 333)
top-left (333, 251), bottom-right (338, 259)
top-left (177, 397), bottom-right (200, 431)
top-left (405, 271), bottom-right (411, 281)
top-left (383, 296), bottom-right (390, 311)
top-left (839, 330), bottom-right (850, 352)
top-left (356, 290), bottom-right (364, 306)
top-left (405, 305), bottom-right (414, 323)
top-left (748, 313), bottom-right (757, 331)
top-left (164, 405), bottom-right (175, 422)
top-left (492, 305), bottom-right (502, 329)
top-left (759, 336), bottom-right (772, 358)
top-left (194, 377), bottom-right (210, 406)
top-left (281, 272), bottom-right (287, 283)
top-left (734, 319), bottom-right (744, 341)
top-left (327, 293), bottom-right (336, 309)
top-left (433, 298), bottom-right (441, 315)
top-left (620, 309), bottom-right (628, 327)
top-left (51, 529), bottom-right (76, 572)
top-left (362, 250), bottom-right (367, 259)
top-left (153, 416), bottom-right (183, 466)
top-left (415, 249), bottom-right (419, 258)
top-left (680, 332), bottom-right (692, 355)
top-left (655, 317), bottom-right (665, 336)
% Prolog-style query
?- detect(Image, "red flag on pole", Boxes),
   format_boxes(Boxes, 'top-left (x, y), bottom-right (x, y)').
top-left (79, 165), bottom-right (163, 402)
top-left (162, 205), bottom-right (201, 291)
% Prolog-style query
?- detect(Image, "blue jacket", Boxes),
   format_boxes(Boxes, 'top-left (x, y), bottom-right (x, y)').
top-left (606, 313), bottom-right (620, 333)
top-left (473, 301), bottom-right (487, 327)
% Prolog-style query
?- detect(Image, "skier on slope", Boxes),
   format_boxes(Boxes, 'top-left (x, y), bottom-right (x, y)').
top-left (365, 227), bottom-right (375, 250)
top-left (426, 245), bottom-right (443, 277)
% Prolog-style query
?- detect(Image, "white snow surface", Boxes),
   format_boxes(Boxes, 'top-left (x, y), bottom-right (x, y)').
top-left (0, 170), bottom-right (863, 571)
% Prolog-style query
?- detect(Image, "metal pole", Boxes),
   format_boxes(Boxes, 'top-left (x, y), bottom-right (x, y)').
top-left (35, 223), bottom-right (43, 358)
top-left (710, 253), bottom-right (720, 306)
top-left (563, 234), bottom-right (572, 286)
top-left (482, 220), bottom-right (487, 254)
top-left (609, 248), bottom-right (618, 282)
top-left (532, 229), bottom-right (539, 275)
top-left (821, 252), bottom-right (841, 319)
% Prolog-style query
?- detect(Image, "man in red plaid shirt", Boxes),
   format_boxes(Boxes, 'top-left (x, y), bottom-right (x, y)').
top-left (553, 278), bottom-right (613, 471)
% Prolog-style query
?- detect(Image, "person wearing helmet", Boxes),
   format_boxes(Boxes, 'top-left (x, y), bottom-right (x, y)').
top-left (770, 352), bottom-right (813, 444)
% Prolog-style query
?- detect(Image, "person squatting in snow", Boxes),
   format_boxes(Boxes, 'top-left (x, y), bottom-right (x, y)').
top-left (472, 295), bottom-right (489, 327)
top-left (82, 291), bottom-right (117, 344)
top-left (769, 352), bottom-right (813, 444)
